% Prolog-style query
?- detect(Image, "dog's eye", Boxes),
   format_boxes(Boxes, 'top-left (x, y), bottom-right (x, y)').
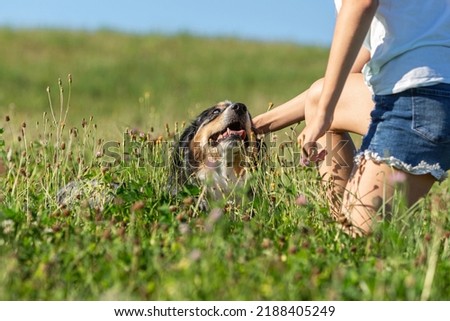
top-left (212, 108), bottom-right (222, 115)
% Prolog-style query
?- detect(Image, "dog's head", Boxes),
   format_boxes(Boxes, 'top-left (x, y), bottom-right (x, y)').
top-left (169, 101), bottom-right (260, 194)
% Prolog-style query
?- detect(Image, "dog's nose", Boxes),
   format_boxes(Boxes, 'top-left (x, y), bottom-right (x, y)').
top-left (231, 102), bottom-right (247, 115)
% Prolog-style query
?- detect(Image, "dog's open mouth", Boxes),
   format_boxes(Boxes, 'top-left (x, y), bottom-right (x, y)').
top-left (209, 122), bottom-right (247, 146)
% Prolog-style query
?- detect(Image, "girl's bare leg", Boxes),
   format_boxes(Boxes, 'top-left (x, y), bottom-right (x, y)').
top-left (343, 160), bottom-right (436, 235)
top-left (304, 73), bottom-right (374, 223)
top-left (305, 74), bottom-right (373, 135)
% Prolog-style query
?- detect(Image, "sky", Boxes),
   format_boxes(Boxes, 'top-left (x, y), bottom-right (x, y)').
top-left (0, 0), bottom-right (337, 46)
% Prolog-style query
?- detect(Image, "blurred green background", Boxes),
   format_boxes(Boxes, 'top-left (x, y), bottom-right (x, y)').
top-left (0, 28), bottom-right (328, 139)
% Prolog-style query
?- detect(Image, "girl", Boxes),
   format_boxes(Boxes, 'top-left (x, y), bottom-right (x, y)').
top-left (253, 0), bottom-right (450, 235)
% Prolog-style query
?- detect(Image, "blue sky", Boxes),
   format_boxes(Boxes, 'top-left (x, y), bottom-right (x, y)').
top-left (0, 0), bottom-right (337, 46)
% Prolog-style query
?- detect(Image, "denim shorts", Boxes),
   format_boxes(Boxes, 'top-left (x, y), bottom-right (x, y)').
top-left (356, 83), bottom-right (450, 181)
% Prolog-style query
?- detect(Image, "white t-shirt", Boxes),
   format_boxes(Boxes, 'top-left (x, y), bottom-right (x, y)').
top-left (334, 0), bottom-right (450, 94)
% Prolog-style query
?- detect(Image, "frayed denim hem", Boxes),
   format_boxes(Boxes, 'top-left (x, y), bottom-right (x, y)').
top-left (354, 150), bottom-right (448, 182)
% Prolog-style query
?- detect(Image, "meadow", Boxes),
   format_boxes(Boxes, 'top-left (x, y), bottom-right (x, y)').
top-left (0, 28), bottom-right (449, 300)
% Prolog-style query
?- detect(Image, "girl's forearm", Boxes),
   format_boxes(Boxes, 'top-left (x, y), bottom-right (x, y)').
top-left (317, 0), bottom-right (377, 119)
top-left (253, 91), bottom-right (307, 134)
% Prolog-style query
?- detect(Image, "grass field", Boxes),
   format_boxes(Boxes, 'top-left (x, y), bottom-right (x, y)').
top-left (0, 28), bottom-right (449, 300)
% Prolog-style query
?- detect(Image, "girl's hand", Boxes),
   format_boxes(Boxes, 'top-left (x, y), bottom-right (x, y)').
top-left (297, 112), bottom-right (332, 165)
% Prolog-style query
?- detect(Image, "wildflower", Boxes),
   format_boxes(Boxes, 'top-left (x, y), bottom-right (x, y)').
top-left (178, 223), bottom-right (190, 235)
top-left (261, 238), bottom-right (272, 249)
top-left (389, 171), bottom-right (407, 184)
top-left (1, 219), bottom-right (14, 234)
top-left (188, 249), bottom-right (202, 262)
top-left (43, 227), bottom-right (54, 234)
top-left (295, 194), bottom-right (308, 206)
top-left (205, 208), bottom-right (223, 232)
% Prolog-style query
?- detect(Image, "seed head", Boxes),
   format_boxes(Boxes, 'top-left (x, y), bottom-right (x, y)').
top-left (131, 200), bottom-right (145, 212)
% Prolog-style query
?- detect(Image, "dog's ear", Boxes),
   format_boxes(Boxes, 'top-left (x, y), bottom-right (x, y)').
top-left (168, 106), bottom-right (215, 196)
top-left (168, 123), bottom-right (197, 196)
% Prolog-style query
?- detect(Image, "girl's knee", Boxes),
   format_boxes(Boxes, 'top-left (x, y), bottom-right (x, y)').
top-left (305, 78), bottom-right (324, 121)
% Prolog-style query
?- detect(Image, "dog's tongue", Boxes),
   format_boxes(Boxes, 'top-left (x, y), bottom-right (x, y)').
top-left (218, 128), bottom-right (246, 141)
top-left (227, 128), bottom-right (247, 139)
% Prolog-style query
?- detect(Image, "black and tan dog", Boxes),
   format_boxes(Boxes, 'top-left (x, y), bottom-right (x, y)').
top-left (169, 101), bottom-right (262, 204)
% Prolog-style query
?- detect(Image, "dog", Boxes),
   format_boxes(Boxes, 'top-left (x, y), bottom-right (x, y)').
top-left (169, 101), bottom-right (262, 205)
top-left (57, 101), bottom-right (260, 210)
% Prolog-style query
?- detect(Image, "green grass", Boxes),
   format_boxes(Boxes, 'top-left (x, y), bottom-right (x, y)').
top-left (0, 29), bottom-right (449, 300)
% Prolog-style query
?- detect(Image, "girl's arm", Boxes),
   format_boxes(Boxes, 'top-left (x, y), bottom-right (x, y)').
top-left (298, 0), bottom-right (377, 150)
